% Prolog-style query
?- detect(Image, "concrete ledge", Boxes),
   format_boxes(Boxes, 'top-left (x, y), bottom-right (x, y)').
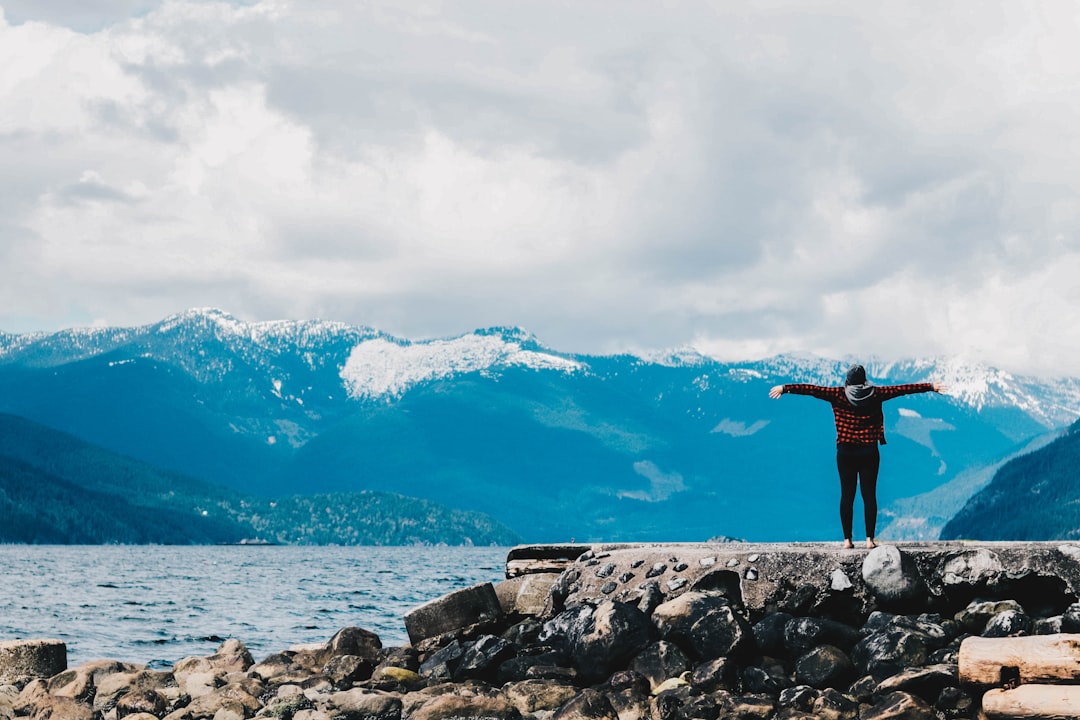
top-left (507, 541), bottom-right (1080, 620)
top-left (0, 639), bottom-right (67, 685)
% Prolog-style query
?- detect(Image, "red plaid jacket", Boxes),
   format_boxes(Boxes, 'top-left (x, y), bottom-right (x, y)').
top-left (781, 383), bottom-right (936, 446)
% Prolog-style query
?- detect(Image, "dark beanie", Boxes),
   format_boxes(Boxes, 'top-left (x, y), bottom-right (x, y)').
top-left (846, 364), bottom-right (867, 386)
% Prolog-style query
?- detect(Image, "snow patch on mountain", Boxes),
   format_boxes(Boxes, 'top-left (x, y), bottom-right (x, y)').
top-left (340, 334), bottom-right (585, 400)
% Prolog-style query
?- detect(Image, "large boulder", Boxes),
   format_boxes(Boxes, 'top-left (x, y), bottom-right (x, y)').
top-left (784, 617), bottom-right (860, 656)
top-left (851, 631), bottom-right (929, 681)
top-left (651, 591), bottom-right (753, 661)
top-left (862, 547), bottom-right (929, 610)
top-left (861, 690), bottom-right (937, 720)
top-left (325, 688), bottom-right (402, 720)
top-left (405, 583), bottom-right (504, 645)
top-left (793, 645), bottom-right (855, 690)
top-left (500, 680), bottom-right (578, 716)
top-left (570, 601), bottom-right (652, 683)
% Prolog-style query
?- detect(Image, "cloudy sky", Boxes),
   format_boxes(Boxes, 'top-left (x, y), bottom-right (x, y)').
top-left (2, 1), bottom-right (1080, 375)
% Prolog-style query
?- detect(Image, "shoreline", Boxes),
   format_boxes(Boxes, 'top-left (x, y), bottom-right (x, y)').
top-left (4, 541), bottom-right (1080, 719)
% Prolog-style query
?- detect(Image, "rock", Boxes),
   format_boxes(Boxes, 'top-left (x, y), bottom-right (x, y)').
top-left (495, 650), bottom-right (566, 685)
top-left (861, 690), bottom-right (936, 720)
top-left (405, 583), bottom-right (504, 645)
top-left (953, 599), bottom-right (1025, 634)
top-left (418, 641), bottom-right (465, 682)
top-left (651, 591), bottom-right (752, 661)
top-left (207, 640), bottom-right (254, 674)
top-left (812, 688), bottom-right (860, 720)
top-left (742, 663), bottom-right (794, 695)
top-left (715, 693), bottom-right (776, 720)
top-left (628, 641), bottom-right (691, 692)
top-left (247, 651), bottom-right (293, 682)
top-left (783, 617), bottom-right (860, 656)
top-left (778, 685), bottom-right (819, 711)
top-left (407, 693), bottom-right (520, 720)
top-left (862, 612), bottom-right (952, 649)
top-left (689, 656), bottom-right (739, 693)
top-left (115, 689), bottom-right (166, 718)
top-left (862, 547), bottom-right (929, 609)
top-left (1061, 601), bottom-right (1080, 632)
top-left (453, 636), bottom-right (515, 682)
top-left (982, 608), bottom-right (1032, 637)
top-left (569, 601), bottom-right (652, 683)
top-left (322, 655), bottom-right (374, 686)
top-left (495, 574), bottom-right (560, 617)
top-left (213, 703), bottom-right (246, 720)
top-left (752, 612), bottom-right (793, 657)
top-left (939, 549), bottom-right (1003, 591)
top-left (793, 645), bottom-right (855, 690)
top-left (371, 667), bottom-right (421, 685)
top-left (326, 689), bottom-right (401, 720)
top-left (500, 679), bottom-right (578, 715)
top-left (185, 681), bottom-right (262, 719)
top-left (934, 685), bottom-right (975, 719)
top-left (552, 688), bottom-right (617, 720)
top-left (0, 639), bottom-right (67, 685)
top-left (29, 695), bottom-right (94, 720)
top-left (12, 680), bottom-right (49, 717)
top-left (851, 631), bottom-right (928, 681)
top-left (1034, 615), bottom-right (1064, 635)
top-left (179, 672), bottom-right (224, 700)
top-left (874, 664), bottom-right (958, 704)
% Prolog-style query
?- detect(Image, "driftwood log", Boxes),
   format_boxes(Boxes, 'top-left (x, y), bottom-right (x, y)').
top-left (960, 635), bottom-right (1080, 687)
top-left (982, 685), bottom-right (1080, 720)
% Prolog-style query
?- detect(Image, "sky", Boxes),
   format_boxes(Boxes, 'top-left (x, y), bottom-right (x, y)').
top-left (2, 1), bottom-right (1080, 375)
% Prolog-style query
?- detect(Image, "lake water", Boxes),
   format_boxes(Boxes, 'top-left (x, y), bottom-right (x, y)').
top-left (0, 545), bottom-right (508, 668)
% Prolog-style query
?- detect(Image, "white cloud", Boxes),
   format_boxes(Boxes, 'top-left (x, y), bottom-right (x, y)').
top-left (3, 1), bottom-right (1080, 375)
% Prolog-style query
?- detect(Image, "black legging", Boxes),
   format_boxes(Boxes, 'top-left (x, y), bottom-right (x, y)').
top-left (836, 444), bottom-right (880, 540)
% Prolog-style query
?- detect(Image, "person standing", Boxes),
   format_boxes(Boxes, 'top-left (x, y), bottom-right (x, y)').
top-left (769, 364), bottom-right (946, 549)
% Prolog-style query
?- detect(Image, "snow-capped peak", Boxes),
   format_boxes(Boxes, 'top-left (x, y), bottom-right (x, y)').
top-left (340, 332), bottom-right (585, 401)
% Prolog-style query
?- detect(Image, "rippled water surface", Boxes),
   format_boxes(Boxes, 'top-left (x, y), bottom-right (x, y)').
top-left (0, 545), bottom-right (507, 668)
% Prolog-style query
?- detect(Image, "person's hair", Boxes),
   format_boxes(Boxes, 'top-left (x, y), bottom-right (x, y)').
top-left (845, 364), bottom-right (867, 386)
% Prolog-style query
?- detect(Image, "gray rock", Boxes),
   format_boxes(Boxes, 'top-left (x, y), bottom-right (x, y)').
top-left (417, 640), bottom-right (464, 681)
top-left (862, 546), bottom-right (929, 609)
top-left (752, 611), bottom-right (793, 657)
top-left (501, 679), bottom-right (578, 716)
top-left (812, 688), bottom-right (860, 720)
top-left (851, 631), bottom-right (928, 681)
top-left (325, 689), bottom-right (401, 720)
top-left (206, 639), bottom-right (254, 674)
top-left (778, 685), bottom-right (819, 711)
top-left (651, 591), bottom-right (753, 661)
top-left (939, 549), bottom-right (1003, 590)
top-left (715, 692), bottom-right (776, 720)
top-left (116, 688), bottom-right (167, 719)
top-left (552, 688), bottom-right (618, 720)
top-left (954, 599), bottom-right (1025, 634)
top-left (784, 617), bottom-right (860, 656)
top-left (404, 582), bottom-right (504, 646)
top-left (570, 601), bottom-right (652, 683)
top-left (689, 656), bottom-right (739, 693)
top-left (934, 685), bottom-right (975, 719)
top-left (794, 645), bottom-right (855, 690)
top-left (874, 664), bottom-right (958, 704)
top-left (742, 663), bottom-right (794, 695)
top-left (453, 635), bottom-right (515, 682)
top-left (627, 641), bottom-right (690, 692)
top-left (1062, 601), bottom-right (1080, 632)
top-left (407, 693), bottom-right (519, 720)
top-left (861, 690), bottom-right (936, 720)
top-left (982, 608), bottom-right (1032, 638)
top-left (322, 655), bottom-right (374, 686)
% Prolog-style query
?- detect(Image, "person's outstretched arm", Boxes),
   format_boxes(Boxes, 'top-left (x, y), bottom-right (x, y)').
top-left (769, 384), bottom-right (842, 402)
top-left (878, 382), bottom-right (948, 400)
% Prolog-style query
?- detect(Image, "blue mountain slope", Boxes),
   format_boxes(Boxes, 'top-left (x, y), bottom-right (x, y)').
top-left (2, 309), bottom-right (1078, 542)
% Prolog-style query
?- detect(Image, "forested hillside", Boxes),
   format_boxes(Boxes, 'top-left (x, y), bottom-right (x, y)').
top-left (941, 419), bottom-right (1080, 540)
top-left (0, 413), bottom-right (519, 545)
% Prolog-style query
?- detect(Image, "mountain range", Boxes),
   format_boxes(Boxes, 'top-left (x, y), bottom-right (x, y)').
top-left (3, 308), bottom-right (1079, 543)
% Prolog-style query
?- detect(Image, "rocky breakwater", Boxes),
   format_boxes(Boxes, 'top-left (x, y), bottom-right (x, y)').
top-left (4, 541), bottom-right (1080, 720)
